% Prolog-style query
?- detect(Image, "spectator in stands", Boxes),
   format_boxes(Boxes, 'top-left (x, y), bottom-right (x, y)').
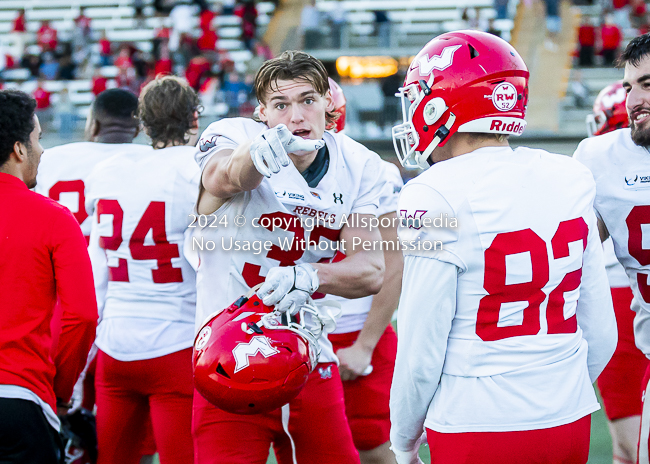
top-left (91, 67), bottom-right (108, 97)
top-left (612, 0), bottom-right (632, 32)
top-left (170, 1), bottom-right (199, 52)
top-left (300, 0), bottom-right (321, 50)
top-left (99, 31), bottom-right (112, 67)
top-left (56, 88), bottom-right (76, 135)
top-left (153, 25), bottom-right (171, 61)
top-left (601, 14), bottom-right (623, 65)
top-left (74, 8), bottom-right (92, 39)
top-left (373, 10), bottom-right (391, 48)
top-left (154, 44), bottom-right (173, 76)
top-left (37, 21), bottom-right (58, 53)
top-left (0, 89), bottom-right (96, 464)
top-left (134, 0), bottom-right (146, 26)
top-left (22, 53), bottom-right (41, 80)
top-left (39, 53), bottom-right (59, 81)
top-left (200, 7), bottom-right (216, 32)
top-left (222, 0), bottom-right (236, 15)
top-left (223, 71), bottom-right (250, 116)
top-left (114, 46), bottom-right (134, 70)
top-left (327, 0), bottom-right (349, 48)
top-left (185, 55), bottom-right (210, 91)
top-left (58, 54), bottom-right (76, 80)
top-left (153, 0), bottom-right (174, 15)
top-left (578, 15), bottom-right (596, 66)
top-left (32, 79), bottom-right (52, 130)
top-left (235, 0), bottom-right (258, 51)
top-left (631, 0), bottom-right (648, 30)
top-left (11, 10), bottom-right (26, 59)
top-left (494, 0), bottom-right (509, 19)
top-left (198, 27), bottom-right (219, 51)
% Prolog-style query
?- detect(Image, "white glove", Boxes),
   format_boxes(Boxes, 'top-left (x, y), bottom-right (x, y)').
top-left (257, 263), bottom-right (319, 314)
top-left (391, 432), bottom-right (427, 464)
top-left (249, 124), bottom-right (325, 177)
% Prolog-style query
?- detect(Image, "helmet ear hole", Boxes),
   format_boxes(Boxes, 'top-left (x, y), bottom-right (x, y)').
top-left (423, 98), bottom-right (447, 125)
top-left (216, 363), bottom-right (230, 378)
top-left (468, 44), bottom-right (479, 59)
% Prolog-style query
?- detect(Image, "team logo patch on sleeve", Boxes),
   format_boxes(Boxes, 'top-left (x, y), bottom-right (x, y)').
top-left (199, 136), bottom-right (218, 153)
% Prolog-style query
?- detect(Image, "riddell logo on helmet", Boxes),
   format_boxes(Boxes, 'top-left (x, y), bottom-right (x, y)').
top-left (489, 119), bottom-right (525, 134)
top-left (490, 82), bottom-right (518, 112)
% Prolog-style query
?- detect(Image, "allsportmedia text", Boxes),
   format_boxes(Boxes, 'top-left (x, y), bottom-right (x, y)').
top-left (191, 236), bottom-right (444, 255)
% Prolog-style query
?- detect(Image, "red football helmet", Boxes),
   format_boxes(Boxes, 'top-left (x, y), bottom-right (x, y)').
top-left (193, 290), bottom-right (335, 415)
top-left (392, 30), bottom-right (529, 169)
top-left (586, 81), bottom-right (628, 137)
top-left (327, 77), bottom-right (346, 132)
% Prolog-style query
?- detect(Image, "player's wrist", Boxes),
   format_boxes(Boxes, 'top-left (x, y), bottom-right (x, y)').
top-left (293, 263), bottom-right (319, 294)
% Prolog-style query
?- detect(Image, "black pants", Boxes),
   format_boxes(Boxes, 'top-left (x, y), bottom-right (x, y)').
top-left (0, 398), bottom-right (63, 464)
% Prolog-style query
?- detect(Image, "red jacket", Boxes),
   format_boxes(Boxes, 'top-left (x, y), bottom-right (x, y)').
top-left (33, 87), bottom-right (51, 109)
top-left (37, 25), bottom-right (58, 50)
top-left (601, 24), bottom-right (622, 50)
top-left (12, 14), bottom-right (25, 33)
top-left (578, 24), bottom-right (595, 47)
top-left (0, 174), bottom-right (97, 411)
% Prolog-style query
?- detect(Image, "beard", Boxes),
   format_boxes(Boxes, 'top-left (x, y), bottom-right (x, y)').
top-left (631, 118), bottom-right (650, 147)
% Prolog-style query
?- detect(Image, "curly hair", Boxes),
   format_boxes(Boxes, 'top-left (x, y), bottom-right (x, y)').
top-left (254, 51), bottom-right (337, 125)
top-left (0, 90), bottom-right (36, 167)
top-left (138, 75), bottom-right (201, 148)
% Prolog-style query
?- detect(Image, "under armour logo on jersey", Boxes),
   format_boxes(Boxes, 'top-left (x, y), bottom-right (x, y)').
top-left (416, 45), bottom-right (462, 77)
top-left (318, 365), bottom-right (332, 379)
top-left (333, 193), bottom-right (343, 204)
top-left (232, 336), bottom-right (279, 373)
top-left (199, 135), bottom-right (218, 153)
top-left (399, 209), bottom-right (427, 229)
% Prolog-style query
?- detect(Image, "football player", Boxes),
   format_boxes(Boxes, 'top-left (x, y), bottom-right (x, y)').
top-left (573, 33), bottom-right (650, 464)
top-left (391, 30), bottom-right (616, 464)
top-left (35, 89), bottom-right (151, 243)
top-left (86, 76), bottom-right (200, 464)
top-left (584, 81), bottom-right (648, 464)
top-left (191, 50), bottom-right (386, 464)
top-left (35, 89), bottom-right (157, 464)
top-left (326, 79), bottom-right (403, 464)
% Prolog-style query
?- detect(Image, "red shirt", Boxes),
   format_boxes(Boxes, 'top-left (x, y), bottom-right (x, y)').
top-left (197, 29), bottom-right (218, 50)
top-left (578, 24), bottom-right (595, 47)
top-left (0, 174), bottom-right (96, 412)
top-left (200, 10), bottom-right (216, 31)
top-left (99, 38), bottom-right (111, 55)
top-left (33, 87), bottom-right (51, 109)
top-left (92, 75), bottom-right (107, 96)
top-left (12, 14), bottom-right (25, 32)
top-left (154, 58), bottom-right (173, 76)
top-left (601, 24), bottom-right (623, 50)
top-left (37, 25), bottom-right (58, 50)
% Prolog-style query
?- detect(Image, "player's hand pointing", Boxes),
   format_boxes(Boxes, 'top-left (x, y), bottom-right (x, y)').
top-left (250, 124), bottom-right (325, 178)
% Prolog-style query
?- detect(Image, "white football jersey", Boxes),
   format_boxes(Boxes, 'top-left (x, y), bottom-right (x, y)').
top-left (86, 146), bottom-right (200, 361)
top-left (604, 237), bottom-right (629, 288)
top-left (35, 142), bottom-right (153, 239)
top-left (191, 118), bottom-right (385, 363)
top-left (330, 160), bottom-right (404, 334)
top-left (392, 146), bottom-right (614, 436)
top-left (573, 129), bottom-right (650, 354)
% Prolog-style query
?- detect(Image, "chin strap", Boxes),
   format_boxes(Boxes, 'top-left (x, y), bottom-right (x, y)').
top-left (417, 112), bottom-right (456, 169)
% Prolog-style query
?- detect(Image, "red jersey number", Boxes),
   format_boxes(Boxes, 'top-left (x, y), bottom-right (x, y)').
top-left (242, 212), bottom-right (341, 288)
top-left (627, 206), bottom-right (650, 302)
top-left (476, 218), bottom-right (588, 341)
top-left (96, 200), bottom-right (183, 283)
